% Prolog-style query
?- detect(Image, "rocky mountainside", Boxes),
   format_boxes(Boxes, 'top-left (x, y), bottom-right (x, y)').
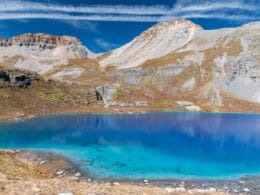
top-left (0, 20), bottom-right (259, 118)
top-left (0, 33), bottom-right (95, 74)
top-left (99, 20), bottom-right (260, 109)
top-left (100, 19), bottom-right (201, 69)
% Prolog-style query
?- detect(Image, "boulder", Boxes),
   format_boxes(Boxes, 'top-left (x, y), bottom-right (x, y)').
top-left (16, 79), bottom-right (31, 88)
top-left (0, 172), bottom-right (7, 180)
top-left (96, 84), bottom-right (121, 106)
top-left (176, 100), bottom-right (201, 112)
top-left (176, 101), bottom-right (194, 107)
top-left (0, 70), bottom-right (10, 81)
top-left (58, 193), bottom-right (74, 195)
top-left (185, 105), bottom-right (201, 112)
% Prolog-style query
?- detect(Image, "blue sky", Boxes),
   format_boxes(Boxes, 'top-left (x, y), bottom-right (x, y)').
top-left (0, 0), bottom-right (259, 53)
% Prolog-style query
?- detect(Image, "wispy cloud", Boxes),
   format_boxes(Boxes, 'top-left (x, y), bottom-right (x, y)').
top-left (173, 0), bottom-right (258, 12)
top-left (0, 1), bottom-right (169, 15)
top-left (67, 20), bottom-right (99, 33)
top-left (0, 0), bottom-right (259, 22)
top-left (95, 38), bottom-right (120, 50)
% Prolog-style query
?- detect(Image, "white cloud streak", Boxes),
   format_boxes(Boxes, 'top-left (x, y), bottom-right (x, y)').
top-left (0, 0), bottom-right (258, 22)
top-left (173, 1), bottom-right (258, 12)
top-left (95, 38), bottom-right (120, 50)
top-left (68, 20), bottom-right (99, 32)
top-left (0, 1), bottom-right (169, 15)
top-left (0, 13), bottom-right (257, 22)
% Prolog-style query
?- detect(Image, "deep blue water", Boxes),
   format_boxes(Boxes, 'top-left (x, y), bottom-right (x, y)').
top-left (0, 112), bottom-right (260, 180)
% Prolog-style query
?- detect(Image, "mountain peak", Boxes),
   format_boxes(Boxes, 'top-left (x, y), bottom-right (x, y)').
top-left (136, 19), bottom-right (202, 41)
top-left (0, 33), bottom-right (95, 74)
top-left (100, 19), bottom-right (203, 69)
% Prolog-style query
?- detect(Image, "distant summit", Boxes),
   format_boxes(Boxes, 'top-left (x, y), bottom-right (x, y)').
top-left (0, 33), bottom-right (83, 48)
top-left (100, 19), bottom-right (202, 69)
top-left (137, 19), bottom-right (202, 41)
top-left (0, 33), bottom-right (95, 74)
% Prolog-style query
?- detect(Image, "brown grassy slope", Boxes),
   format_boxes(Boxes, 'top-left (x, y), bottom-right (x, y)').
top-left (44, 58), bottom-right (114, 86)
top-left (0, 66), bottom-right (102, 121)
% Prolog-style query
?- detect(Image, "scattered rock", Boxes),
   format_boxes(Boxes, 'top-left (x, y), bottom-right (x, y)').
top-left (31, 186), bottom-right (41, 193)
top-left (57, 193), bottom-right (74, 195)
top-left (0, 149), bottom-right (16, 154)
top-left (74, 172), bottom-right (81, 177)
top-left (44, 78), bottom-right (53, 84)
top-left (176, 100), bottom-right (201, 112)
top-left (182, 78), bottom-right (196, 91)
top-left (134, 101), bottom-right (148, 107)
top-left (185, 105), bottom-right (201, 112)
top-left (165, 187), bottom-right (174, 193)
top-left (0, 172), bottom-right (7, 180)
top-left (56, 170), bottom-right (64, 175)
top-left (69, 176), bottom-right (79, 181)
top-left (176, 101), bottom-right (194, 107)
top-left (172, 187), bottom-right (186, 192)
top-left (113, 182), bottom-right (120, 186)
top-left (209, 187), bottom-right (216, 192)
top-left (0, 69), bottom-right (38, 89)
top-left (39, 160), bottom-right (47, 165)
top-left (96, 83), bottom-right (121, 106)
top-left (0, 70), bottom-right (10, 81)
top-left (243, 188), bottom-right (250, 192)
top-left (16, 79), bottom-right (31, 88)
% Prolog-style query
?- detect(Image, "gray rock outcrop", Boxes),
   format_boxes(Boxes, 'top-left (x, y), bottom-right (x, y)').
top-left (96, 84), bottom-right (121, 106)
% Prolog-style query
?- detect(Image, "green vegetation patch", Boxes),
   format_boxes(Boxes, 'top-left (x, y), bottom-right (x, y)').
top-left (36, 89), bottom-right (65, 103)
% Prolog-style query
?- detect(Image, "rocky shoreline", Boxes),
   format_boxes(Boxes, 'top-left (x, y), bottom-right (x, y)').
top-left (0, 149), bottom-right (259, 194)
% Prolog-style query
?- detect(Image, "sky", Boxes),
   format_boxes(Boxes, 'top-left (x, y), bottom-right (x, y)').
top-left (0, 0), bottom-right (259, 53)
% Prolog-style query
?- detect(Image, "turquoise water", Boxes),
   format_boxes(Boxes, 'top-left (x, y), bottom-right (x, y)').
top-left (0, 112), bottom-right (260, 180)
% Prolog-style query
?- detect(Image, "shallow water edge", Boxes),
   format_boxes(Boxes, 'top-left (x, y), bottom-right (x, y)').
top-left (1, 149), bottom-right (259, 194)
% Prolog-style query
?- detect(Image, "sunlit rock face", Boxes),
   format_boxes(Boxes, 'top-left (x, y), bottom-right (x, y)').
top-left (99, 20), bottom-right (260, 108)
top-left (0, 33), bottom-right (95, 74)
top-left (100, 19), bottom-right (202, 69)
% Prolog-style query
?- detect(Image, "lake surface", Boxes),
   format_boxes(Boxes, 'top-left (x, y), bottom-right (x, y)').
top-left (0, 112), bottom-right (260, 180)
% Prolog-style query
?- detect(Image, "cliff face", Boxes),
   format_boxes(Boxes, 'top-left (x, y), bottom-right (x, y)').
top-left (0, 33), bottom-right (94, 74)
top-left (0, 33), bottom-right (82, 48)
